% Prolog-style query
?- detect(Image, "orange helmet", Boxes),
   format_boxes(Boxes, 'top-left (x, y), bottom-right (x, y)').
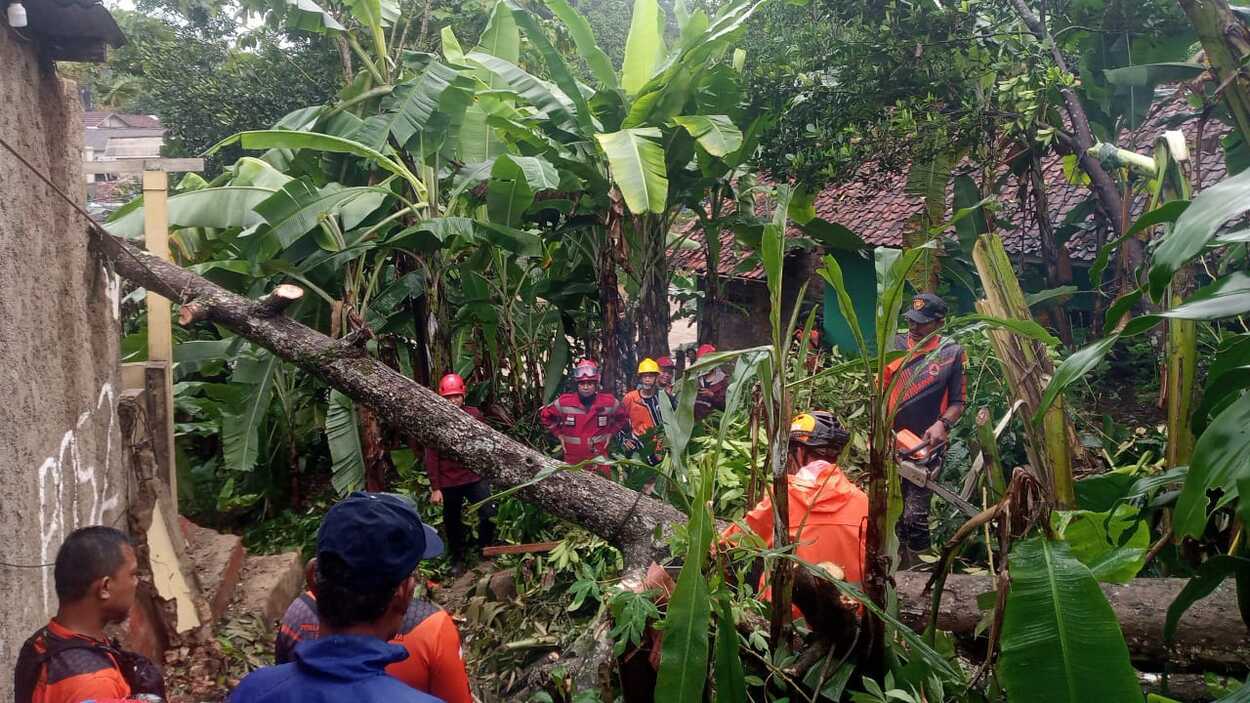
top-left (438, 373), bottom-right (467, 397)
top-left (572, 359), bottom-right (601, 382)
top-left (695, 343), bottom-right (717, 359)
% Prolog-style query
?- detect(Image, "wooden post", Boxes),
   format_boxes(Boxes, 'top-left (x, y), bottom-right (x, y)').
top-left (142, 168), bottom-right (178, 509)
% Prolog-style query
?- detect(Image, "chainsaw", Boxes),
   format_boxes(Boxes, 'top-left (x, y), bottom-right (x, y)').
top-left (894, 428), bottom-right (980, 517)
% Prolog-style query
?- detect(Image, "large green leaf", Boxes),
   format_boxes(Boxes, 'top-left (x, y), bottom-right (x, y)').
top-left (213, 130), bottom-right (417, 188)
top-left (1103, 62), bottom-right (1205, 87)
top-left (1149, 166), bottom-right (1250, 301)
top-left (221, 350), bottom-right (278, 474)
top-left (1033, 335), bottom-right (1120, 424)
top-left (671, 115), bottom-right (742, 157)
top-left (1174, 391), bottom-right (1250, 538)
top-left (819, 254), bottom-right (869, 360)
top-left (622, 0), bottom-right (664, 95)
top-left (384, 61), bottom-right (476, 150)
top-left (488, 154), bottom-right (537, 226)
top-left (475, 0), bottom-right (519, 65)
top-left (104, 186), bottom-right (274, 238)
top-left (342, 0), bottom-right (398, 28)
top-left (466, 52), bottom-right (578, 131)
top-left (1164, 556), bottom-right (1250, 644)
top-left (906, 152), bottom-right (954, 223)
top-left (327, 389), bottom-right (365, 495)
top-left (542, 332), bottom-right (570, 404)
top-left (283, 0), bottom-right (345, 32)
top-left (1158, 272), bottom-right (1250, 320)
top-left (953, 175), bottom-right (991, 253)
top-left (998, 536), bottom-right (1140, 703)
top-left (654, 556), bottom-right (712, 702)
top-left (596, 127), bottom-right (668, 214)
top-left (255, 181), bottom-right (391, 248)
top-left (508, 2), bottom-right (595, 135)
top-left (1053, 506), bottom-right (1149, 583)
top-left (543, 0), bottom-right (617, 88)
top-left (712, 595), bottom-right (747, 703)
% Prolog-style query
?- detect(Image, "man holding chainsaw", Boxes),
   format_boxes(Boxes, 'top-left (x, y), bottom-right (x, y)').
top-left (882, 293), bottom-right (967, 565)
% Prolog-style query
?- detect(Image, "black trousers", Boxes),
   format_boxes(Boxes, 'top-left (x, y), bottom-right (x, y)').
top-left (898, 480), bottom-right (932, 552)
top-left (443, 479), bottom-right (497, 562)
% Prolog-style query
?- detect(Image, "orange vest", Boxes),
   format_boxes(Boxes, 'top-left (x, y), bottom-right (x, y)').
top-left (722, 460), bottom-right (868, 595)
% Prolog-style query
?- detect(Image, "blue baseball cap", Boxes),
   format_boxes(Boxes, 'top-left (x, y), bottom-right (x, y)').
top-left (316, 492), bottom-right (443, 591)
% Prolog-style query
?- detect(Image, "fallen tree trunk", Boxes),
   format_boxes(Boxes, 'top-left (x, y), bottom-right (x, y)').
top-left (93, 231), bottom-right (684, 570)
top-left (896, 572), bottom-right (1250, 674)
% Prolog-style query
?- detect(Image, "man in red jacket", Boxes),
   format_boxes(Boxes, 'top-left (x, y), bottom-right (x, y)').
top-left (539, 359), bottom-right (629, 477)
top-left (694, 344), bottom-right (728, 419)
top-left (425, 373), bottom-right (496, 573)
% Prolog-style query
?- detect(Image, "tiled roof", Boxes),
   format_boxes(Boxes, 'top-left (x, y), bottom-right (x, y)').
top-left (673, 90), bottom-right (1230, 280)
top-left (84, 112), bottom-right (163, 129)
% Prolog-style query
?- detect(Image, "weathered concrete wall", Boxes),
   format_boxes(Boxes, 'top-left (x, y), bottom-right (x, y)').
top-left (0, 35), bottom-right (125, 699)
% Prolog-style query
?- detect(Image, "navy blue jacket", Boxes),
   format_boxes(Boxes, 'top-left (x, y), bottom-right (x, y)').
top-left (228, 634), bottom-right (444, 703)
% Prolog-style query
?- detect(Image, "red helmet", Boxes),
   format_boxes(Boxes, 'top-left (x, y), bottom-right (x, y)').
top-left (656, 355), bottom-right (675, 369)
top-left (572, 359), bottom-right (601, 382)
top-left (795, 328), bottom-right (821, 343)
top-left (438, 373), bottom-right (467, 397)
top-left (695, 343), bottom-right (717, 359)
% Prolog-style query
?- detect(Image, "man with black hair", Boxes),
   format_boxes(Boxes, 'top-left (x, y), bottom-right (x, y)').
top-left (15, 525), bottom-right (163, 703)
top-left (229, 492), bottom-right (446, 703)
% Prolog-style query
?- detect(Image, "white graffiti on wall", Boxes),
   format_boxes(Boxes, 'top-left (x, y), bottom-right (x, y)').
top-left (37, 382), bottom-right (120, 612)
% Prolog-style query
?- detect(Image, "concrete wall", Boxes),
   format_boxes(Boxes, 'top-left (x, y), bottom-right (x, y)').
top-left (0, 36), bottom-right (125, 698)
top-left (699, 248), bottom-right (826, 348)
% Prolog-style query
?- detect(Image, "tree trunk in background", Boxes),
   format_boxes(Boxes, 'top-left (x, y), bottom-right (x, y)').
top-left (1008, 0), bottom-right (1126, 238)
top-left (599, 224), bottom-right (624, 393)
top-left (636, 216), bottom-right (672, 360)
top-left (1028, 154), bottom-right (1075, 347)
top-left (1180, 0), bottom-right (1250, 144)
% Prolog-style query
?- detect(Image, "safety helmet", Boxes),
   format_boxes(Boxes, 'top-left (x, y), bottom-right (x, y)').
top-left (789, 411), bottom-right (849, 449)
top-left (695, 343), bottom-right (717, 359)
top-left (656, 356), bottom-right (675, 369)
top-left (638, 358), bottom-right (660, 375)
top-left (438, 373), bottom-right (467, 397)
top-left (795, 328), bottom-right (821, 344)
top-left (572, 359), bottom-right (601, 382)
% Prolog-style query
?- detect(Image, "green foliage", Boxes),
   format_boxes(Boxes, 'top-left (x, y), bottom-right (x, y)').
top-left (998, 537), bottom-right (1140, 703)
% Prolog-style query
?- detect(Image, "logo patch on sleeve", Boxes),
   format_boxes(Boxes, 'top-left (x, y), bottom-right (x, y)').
top-left (597, 415), bottom-right (608, 427)
top-left (564, 416), bottom-right (576, 427)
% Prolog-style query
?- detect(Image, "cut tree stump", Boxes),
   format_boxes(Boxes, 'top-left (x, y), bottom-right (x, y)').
top-left (895, 571), bottom-right (1250, 674)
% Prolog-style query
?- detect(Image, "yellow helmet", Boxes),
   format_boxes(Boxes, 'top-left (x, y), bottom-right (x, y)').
top-left (789, 411), bottom-right (848, 448)
top-left (637, 358), bottom-right (661, 374)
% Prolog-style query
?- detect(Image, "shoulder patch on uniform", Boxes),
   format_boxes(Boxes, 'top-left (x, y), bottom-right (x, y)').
top-left (45, 646), bottom-right (116, 684)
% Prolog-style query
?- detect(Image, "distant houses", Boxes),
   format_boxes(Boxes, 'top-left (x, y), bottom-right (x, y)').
top-left (83, 111), bottom-right (166, 212)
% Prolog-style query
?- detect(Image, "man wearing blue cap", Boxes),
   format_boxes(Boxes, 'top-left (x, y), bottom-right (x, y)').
top-left (228, 492), bottom-right (447, 703)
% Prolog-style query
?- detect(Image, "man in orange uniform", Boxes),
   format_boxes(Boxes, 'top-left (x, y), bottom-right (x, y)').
top-left (693, 344), bottom-right (728, 419)
top-left (273, 498), bottom-right (473, 703)
top-left (15, 526), bottom-right (165, 703)
top-left (881, 293), bottom-right (966, 563)
top-left (539, 359), bottom-right (630, 477)
top-left (425, 372), bottom-right (495, 575)
top-left (620, 358), bottom-right (671, 465)
top-left (721, 411), bottom-right (868, 596)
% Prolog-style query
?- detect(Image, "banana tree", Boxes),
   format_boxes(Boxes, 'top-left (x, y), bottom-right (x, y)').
top-left (449, 0), bottom-right (767, 378)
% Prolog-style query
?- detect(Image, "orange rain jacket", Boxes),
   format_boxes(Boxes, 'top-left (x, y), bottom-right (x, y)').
top-left (721, 460), bottom-right (868, 595)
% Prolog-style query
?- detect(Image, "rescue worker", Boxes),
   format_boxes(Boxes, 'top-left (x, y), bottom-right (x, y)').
top-left (230, 493), bottom-right (445, 703)
top-left (882, 293), bottom-right (967, 564)
top-left (620, 358), bottom-right (670, 465)
top-left (273, 556), bottom-right (472, 703)
top-left (425, 372), bottom-right (496, 575)
top-left (721, 412), bottom-right (868, 597)
top-left (656, 355), bottom-right (677, 394)
top-left (693, 343), bottom-right (728, 419)
top-left (539, 359), bottom-right (630, 477)
top-left (15, 526), bottom-right (164, 703)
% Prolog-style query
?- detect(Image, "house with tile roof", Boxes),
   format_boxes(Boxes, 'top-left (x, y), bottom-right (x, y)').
top-left (83, 112), bottom-right (167, 205)
top-left (672, 89), bottom-right (1232, 352)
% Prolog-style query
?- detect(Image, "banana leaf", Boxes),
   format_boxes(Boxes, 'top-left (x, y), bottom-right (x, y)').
top-left (327, 389), bottom-right (366, 495)
top-left (998, 536), bottom-right (1140, 703)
